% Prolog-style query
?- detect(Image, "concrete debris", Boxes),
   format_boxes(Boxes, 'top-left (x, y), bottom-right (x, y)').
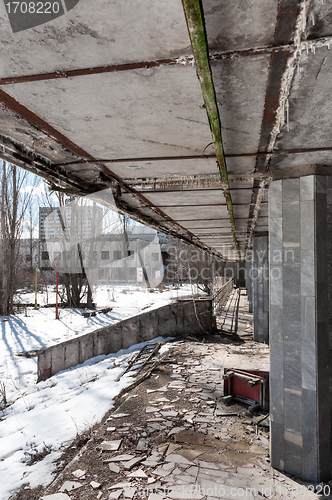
top-left (109, 490), bottom-right (123, 499)
top-left (127, 468), bottom-right (148, 478)
top-left (34, 295), bottom-right (321, 500)
top-left (109, 482), bottom-right (133, 489)
top-left (122, 456), bottom-right (146, 470)
top-left (136, 438), bottom-right (148, 450)
top-left (71, 468), bottom-right (86, 479)
top-left (106, 454), bottom-right (136, 462)
top-left (97, 439), bottom-right (122, 451)
top-left (108, 463), bottom-right (120, 473)
top-left (90, 481), bottom-right (101, 489)
top-left (41, 495), bottom-right (71, 500)
top-left (59, 480), bottom-right (82, 492)
top-left (123, 487), bottom-right (137, 498)
top-left (109, 413), bottom-right (131, 419)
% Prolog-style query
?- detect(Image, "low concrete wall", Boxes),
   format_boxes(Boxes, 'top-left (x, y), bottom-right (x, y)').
top-left (37, 297), bottom-right (213, 382)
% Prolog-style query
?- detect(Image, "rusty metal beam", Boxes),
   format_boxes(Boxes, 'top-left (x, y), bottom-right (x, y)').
top-left (0, 45), bottom-right (293, 87)
top-left (2, 35), bottom-right (331, 87)
top-left (55, 145), bottom-right (332, 168)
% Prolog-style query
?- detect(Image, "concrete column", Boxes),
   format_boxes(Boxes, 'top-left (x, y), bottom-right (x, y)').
top-left (252, 235), bottom-right (269, 343)
top-left (245, 256), bottom-right (253, 313)
top-left (269, 175), bottom-right (332, 482)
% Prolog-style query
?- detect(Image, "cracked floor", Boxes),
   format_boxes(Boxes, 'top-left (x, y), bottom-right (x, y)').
top-left (11, 291), bottom-right (325, 500)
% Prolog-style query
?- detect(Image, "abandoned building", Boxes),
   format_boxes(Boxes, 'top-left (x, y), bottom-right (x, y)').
top-left (0, 0), bottom-right (332, 487)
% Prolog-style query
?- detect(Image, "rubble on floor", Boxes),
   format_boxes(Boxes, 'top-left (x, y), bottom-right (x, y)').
top-left (14, 291), bottom-right (327, 499)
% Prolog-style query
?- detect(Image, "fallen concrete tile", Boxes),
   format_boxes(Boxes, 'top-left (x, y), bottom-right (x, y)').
top-left (41, 495), bottom-right (71, 500)
top-left (177, 449), bottom-right (204, 461)
top-left (109, 490), bottom-right (123, 499)
top-left (148, 423), bottom-right (165, 431)
top-left (109, 482), bottom-right (133, 489)
top-left (197, 453), bottom-right (220, 462)
top-left (186, 466), bottom-right (199, 477)
top-left (196, 460), bottom-right (220, 470)
top-left (128, 468), bottom-right (148, 478)
top-left (147, 494), bottom-right (165, 500)
top-left (146, 407), bottom-right (160, 413)
top-left (123, 487), bottom-right (136, 499)
top-left (223, 450), bottom-right (258, 463)
top-left (249, 444), bottom-right (266, 454)
top-left (161, 411), bottom-right (178, 418)
top-left (215, 410), bottom-right (237, 417)
top-left (153, 466), bottom-right (174, 477)
top-left (158, 444), bottom-right (169, 454)
top-left (111, 413), bottom-right (131, 419)
top-left (59, 481), bottom-right (82, 492)
top-left (40, 493), bottom-right (70, 500)
top-left (193, 417), bottom-right (213, 423)
top-left (123, 456), bottom-right (146, 470)
top-left (97, 440), bottom-right (122, 451)
top-left (157, 386), bottom-right (168, 392)
top-left (108, 463), bottom-right (120, 473)
top-left (230, 441), bottom-right (249, 451)
top-left (166, 443), bottom-right (181, 455)
top-left (174, 430), bottom-right (206, 446)
top-left (90, 481), bottom-right (101, 489)
top-left (136, 438), bottom-right (148, 451)
top-left (165, 454), bottom-right (195, 465)
top-left (168, 427), bottom-right (186, 437)
top-left (106, 454), bottom-right (136, 462)
top-left (167, 489), bottom-right (204, 499)
top-left (72, 469), bottom-right (86, 479)
top-left (148, 477), bottom-right (156, 484)
top-left (147, 389), bottom-right (157, 394)
top-left (107, 427), bottom-right (116, 432)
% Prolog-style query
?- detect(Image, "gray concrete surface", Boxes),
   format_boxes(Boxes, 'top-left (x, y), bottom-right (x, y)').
top-left (269, 176), bottom-right (332, 483)
top-left (37, 298), bottom-right (213, 382)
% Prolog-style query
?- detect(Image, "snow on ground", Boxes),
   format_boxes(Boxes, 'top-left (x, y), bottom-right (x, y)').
top-left (0, 284), bottom-right (198, 499)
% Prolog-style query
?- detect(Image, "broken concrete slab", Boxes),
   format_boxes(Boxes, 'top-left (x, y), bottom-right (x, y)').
top-left (127, 468), bottom-right (148, 478)
top-left (72, 469), bottom-right (86, 479)
top-left (97, 440), bottom-right (122, 451)
top-left (165, 454), bottom-right (195, 465)
top-left (90, 481), bottom-right (101, 489)
top-left (41, 495), bottom-right (71, 500)
top-left (59, 481), bottom-right (82, 492)
top-left (177, 449), bottom-right (205, 461)
top-left (106, 454), bottom-right (136, 462)
top-left (109, 482), bottom-right (133, 489)
top-left (123, 487), bottom-right (137, 498)
top-left (174, 430), bottom-right (206, 446)
top-left (108, 463), bottom-right (120, 473)
top-left (109, 490), bottom-right (123, 499)
top-left (122, 456), bottom-right (146, 470)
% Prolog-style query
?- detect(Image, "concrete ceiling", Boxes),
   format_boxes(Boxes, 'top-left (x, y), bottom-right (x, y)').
top-left (0, 0), bottom-right (331, 260)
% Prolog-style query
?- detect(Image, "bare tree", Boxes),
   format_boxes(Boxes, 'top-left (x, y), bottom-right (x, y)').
top-left (0, 162), bottom-right (35, 315)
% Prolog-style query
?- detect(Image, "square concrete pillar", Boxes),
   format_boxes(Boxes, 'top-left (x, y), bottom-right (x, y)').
top-left (252, 235), bottom-right (269, 343)
top-left (269, 175), bottom-right (332, 482)
top-left (245, 256), bottom-right (253, 313)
